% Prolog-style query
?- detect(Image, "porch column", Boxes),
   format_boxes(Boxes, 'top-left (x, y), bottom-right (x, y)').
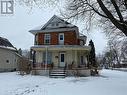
top-left (33, 50), bottom-right (36, 63)
top-left (36, 51), bottom-right (42, 63)
top-left (84, 55), bottom-right (87, 66)
top-left (74, 50), bottom-right (78, 65)
top-left (45, 46), bottom-right (48, 70)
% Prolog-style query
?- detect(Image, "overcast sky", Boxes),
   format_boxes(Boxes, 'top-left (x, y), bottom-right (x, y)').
top-left (0, 2), bottom-right (107, 54)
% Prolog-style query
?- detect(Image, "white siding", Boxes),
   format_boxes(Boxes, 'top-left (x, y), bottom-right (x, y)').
top-left (0, 48), bottom-right (19, 72)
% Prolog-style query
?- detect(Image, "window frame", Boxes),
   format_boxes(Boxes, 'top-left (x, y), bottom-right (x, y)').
top-left (59, 33), bottom-right (64, 41)
top-left (44, 34), bottom-right (51, 45)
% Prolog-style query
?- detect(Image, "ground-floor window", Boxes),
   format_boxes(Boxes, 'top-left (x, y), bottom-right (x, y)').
top-left (43, 52), bottom-right (52, 64)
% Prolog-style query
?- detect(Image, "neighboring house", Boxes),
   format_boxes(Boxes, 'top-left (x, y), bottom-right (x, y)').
top-left (0, 37), bottom-right (20, 72)
top-left (29, 15), bottom-right (91, 77)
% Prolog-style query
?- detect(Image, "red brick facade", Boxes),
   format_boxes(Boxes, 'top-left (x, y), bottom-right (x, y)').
top-left (37, 31), bottom-right (84, 45)
top-left (38, 33), bottom-right (44, 45)
top-left (64, 31), bottom-right (77, 45)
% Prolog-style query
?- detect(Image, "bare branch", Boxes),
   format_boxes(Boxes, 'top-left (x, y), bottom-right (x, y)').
top-left (110, 0), bottom-right (124, 22)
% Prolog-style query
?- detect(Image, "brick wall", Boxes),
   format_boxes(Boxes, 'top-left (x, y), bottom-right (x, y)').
top-left (38, 33), bottom-right (44, 45)
top-left (50, 32), bottom-right (59, 45)
top-left (37, 31), bottom-right (78, 45)
top-left (64, 31), bottom-right (77, 45)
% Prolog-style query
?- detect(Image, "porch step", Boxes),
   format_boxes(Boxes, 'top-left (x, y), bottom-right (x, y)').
top-left (49, 69), bottom-right (66, 78)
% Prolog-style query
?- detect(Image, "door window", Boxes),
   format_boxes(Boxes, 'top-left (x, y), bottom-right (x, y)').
top-left (61, 54), bottom-right (64, 62)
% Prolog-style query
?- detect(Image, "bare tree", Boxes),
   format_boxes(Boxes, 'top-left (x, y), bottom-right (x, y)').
top-left (17, 0), bottom-right (59, 8)
top-left (18, 57), bottom-right (31, 75)
top-left (18, 0), bottom-right (127, 37)
top-left (105, 51), bottom-right (114, 68)
top-left (108, 39), bottom-right (121, 65)
top-left (103, 36), bottom-right (127, 68)
top-left (63, 0), bottom-right (127, 37)
top-left (22, 49), bottom-right (30, 59)
top-left (121, 38), bottom-right (127, 60)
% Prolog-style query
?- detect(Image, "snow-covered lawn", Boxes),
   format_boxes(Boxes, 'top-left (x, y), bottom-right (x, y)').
top-left (113, 68), bottom-right (127, 72)
top-left (0, 69), bottom-right (127, 95)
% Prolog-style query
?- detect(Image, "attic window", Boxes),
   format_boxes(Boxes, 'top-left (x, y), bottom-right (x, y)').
top-left (51, 23), bottom-right (59, 26)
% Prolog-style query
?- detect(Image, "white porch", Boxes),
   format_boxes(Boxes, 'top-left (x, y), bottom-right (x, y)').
top-left (31, 45), bottom-right (90, 69)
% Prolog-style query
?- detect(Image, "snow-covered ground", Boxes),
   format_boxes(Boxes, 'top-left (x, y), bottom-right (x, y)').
top-left (0, 69), bottom-right (127, 95)
top-left (113, 68), bottom-right (127, 72)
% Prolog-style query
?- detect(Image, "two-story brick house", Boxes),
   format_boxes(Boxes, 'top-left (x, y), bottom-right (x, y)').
top-left (29, 15), bottom-right (90, 76)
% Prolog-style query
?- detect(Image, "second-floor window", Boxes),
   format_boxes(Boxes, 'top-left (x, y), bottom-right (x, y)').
top-left (44, 34), bottom-right (51, 44)
top-left (59, 33), bottom-right (64, 45)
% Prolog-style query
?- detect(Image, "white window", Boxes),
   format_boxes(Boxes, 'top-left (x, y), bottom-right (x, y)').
top-left (44, 34), bottom-right (51, 44)
top-left (59, 33), bottom-right (64, 41)
top-left (59, 33), bottom-right (64, 45)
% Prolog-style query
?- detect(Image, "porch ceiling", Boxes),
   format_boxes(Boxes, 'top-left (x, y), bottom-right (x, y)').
top-left (31, 45), bottom-right (90, 51)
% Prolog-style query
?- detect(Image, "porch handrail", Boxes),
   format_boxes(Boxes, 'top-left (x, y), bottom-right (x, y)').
top-left (32, 62), bottom-right (53, 70)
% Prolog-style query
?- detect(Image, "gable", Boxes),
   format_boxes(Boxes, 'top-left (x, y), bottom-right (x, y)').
top-left (41, 15), bottom-right (75, 30)
top-left (29, 15), bottom-right (79, 38)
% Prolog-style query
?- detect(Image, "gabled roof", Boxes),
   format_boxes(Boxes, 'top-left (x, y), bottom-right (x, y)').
top-left (41, 15), bottom-right (76, 30)
top-left (29, 15), bottom-right (78, 35)
top-left (0, 37), bottom-right (14, 47)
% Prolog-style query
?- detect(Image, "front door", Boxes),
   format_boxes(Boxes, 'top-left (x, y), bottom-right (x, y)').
top-left (59, 53), bottom-right (65, 67)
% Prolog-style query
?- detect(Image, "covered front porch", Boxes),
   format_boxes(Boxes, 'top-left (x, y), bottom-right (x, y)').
top-left (31, 45), bottom-right (90, 70)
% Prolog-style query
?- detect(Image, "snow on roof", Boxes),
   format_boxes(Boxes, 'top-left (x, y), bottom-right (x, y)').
top-left (79, 32), bottom-right (86, 37)
top-left (0, 46), bottom-right (16, 51)
top-left (31, 25), bottom-right (44, 31)
top-left (40, 15), bottom-right (76, 30)
top-left (29, 15), bottom-right (77, 34)
top-left (0, 37), bottom-right (14, 47)
top-left (0, 37), bottom-right (17, 51)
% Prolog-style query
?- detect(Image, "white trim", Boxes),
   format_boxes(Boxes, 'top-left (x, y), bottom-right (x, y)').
top-left (59, 33), bottom-right (64, 41)
top-left (59, 33), bottom-right (64, 45)
top-left (59, 52), bottom-right (65, 67)
top-left (29, 27), bottom-right (79, 39)
top-left (30, 27), bottom-right (78, 34)
top-left (41, 15), bottom-right (75, 30)
top-left (41, 15), bottom-right (57, 30)
top-left (31, 45), bottom-right (91, 51)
